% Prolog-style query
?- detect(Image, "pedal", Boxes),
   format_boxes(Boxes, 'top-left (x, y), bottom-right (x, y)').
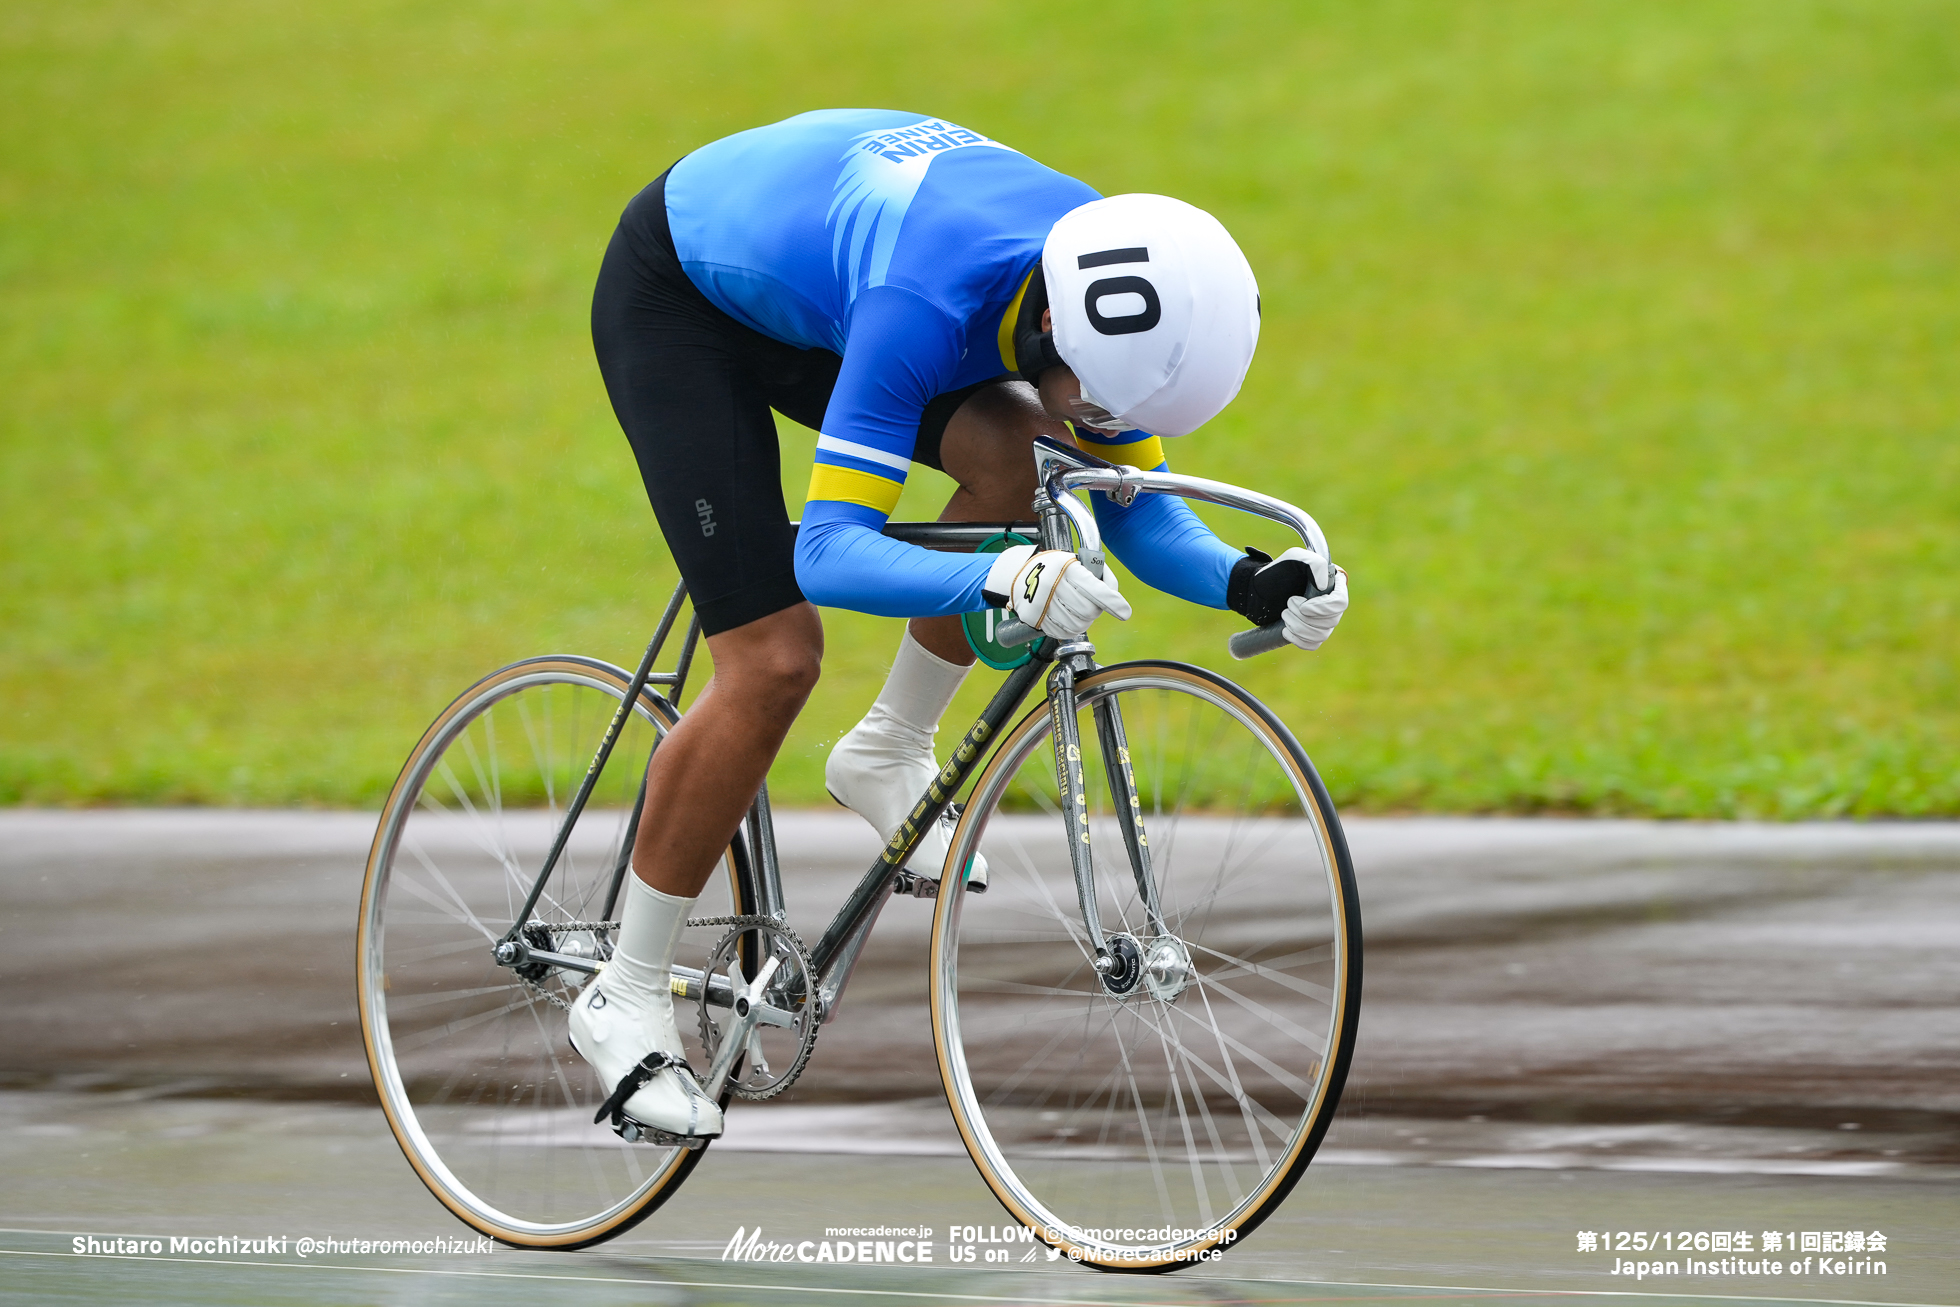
top-left (613, 1116), bottom-right (711, 1150)
top-left (892, 871), bottom-right (939, 899)
top-left (890, 870), bottom-right (986, 898)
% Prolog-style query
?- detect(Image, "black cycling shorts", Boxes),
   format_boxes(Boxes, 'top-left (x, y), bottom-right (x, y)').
top-left (591, 171), bottom-right (1009, 636)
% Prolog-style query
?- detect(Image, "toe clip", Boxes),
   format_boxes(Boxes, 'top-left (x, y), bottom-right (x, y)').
top-left (594, 1051), bottom-right (691, 1128)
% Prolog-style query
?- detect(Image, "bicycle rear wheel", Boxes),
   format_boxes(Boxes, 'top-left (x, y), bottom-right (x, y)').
top-left (356, 655), bottom-right (751, 1249)
top-left (930, 660), bottom-right (1360, 1272)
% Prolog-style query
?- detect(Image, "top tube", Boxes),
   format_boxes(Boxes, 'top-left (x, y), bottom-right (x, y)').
top-left (786, 520), bottom-right (1040, 552)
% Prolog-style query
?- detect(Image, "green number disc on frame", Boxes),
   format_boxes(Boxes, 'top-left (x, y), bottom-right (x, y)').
top-left (962, 532), bottom-right (1036, 670)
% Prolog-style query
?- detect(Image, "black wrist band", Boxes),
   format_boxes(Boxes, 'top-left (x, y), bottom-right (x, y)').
top-left (1226, 548), bottom-right (1275, 625)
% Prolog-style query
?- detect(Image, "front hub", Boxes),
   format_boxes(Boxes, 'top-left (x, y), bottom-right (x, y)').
top-left (1098, 933), bottom-right (1145, 998)
top-left (1142, 935), bottom-right (1193, 1004)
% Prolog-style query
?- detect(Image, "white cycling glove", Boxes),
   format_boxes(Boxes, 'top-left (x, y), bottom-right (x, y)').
top-left (1228, 546), bottom-right (1349, 652)
top-left (1280, 553), bottom-right (1348, 651)
top-left (982, 545), bottom-right (1132, 640)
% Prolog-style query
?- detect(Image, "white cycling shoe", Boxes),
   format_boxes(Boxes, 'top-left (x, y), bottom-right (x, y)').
top-left (568, 975), bottom-right (723, 1144)
top-left (826, 718), bottom-right (988, 891)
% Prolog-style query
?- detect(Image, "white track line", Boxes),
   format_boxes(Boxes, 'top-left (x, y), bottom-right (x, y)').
top-left (0, 1247), bottom-right (1950, 1307)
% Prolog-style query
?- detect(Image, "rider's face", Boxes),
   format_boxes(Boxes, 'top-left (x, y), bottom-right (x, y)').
top-left (1034, 309), bottom-right (1125, 434)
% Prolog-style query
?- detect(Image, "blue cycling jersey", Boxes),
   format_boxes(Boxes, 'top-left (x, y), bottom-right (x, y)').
top-left (665, 109), bottom-right (1240, 616)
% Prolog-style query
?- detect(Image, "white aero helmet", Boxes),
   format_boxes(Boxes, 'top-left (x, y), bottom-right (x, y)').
top-left (1042, 193), bottom-right (1260, 437)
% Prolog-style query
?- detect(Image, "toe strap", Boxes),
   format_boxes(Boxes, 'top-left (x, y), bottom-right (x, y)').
top-left (593, 1050), bottom-right (694, 1127)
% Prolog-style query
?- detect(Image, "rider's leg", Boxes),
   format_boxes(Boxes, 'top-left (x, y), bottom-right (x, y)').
top-left (909, 379), bottom-right (1072, 663)
top-left (827, 381), bottom-right (1074, 882)
top-left (632, 602), bottom-right (824, 897)
top-left (585, 172), bottom-right (836, 1135)
top-left (823, 627), bottom-right (971, 877)
top-left (572, 603), bottom-right (823, 1137)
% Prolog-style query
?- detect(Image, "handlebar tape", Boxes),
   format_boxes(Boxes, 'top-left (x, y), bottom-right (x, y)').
top-left (995, 617), bottom-right (1040, 648)
top-left (1228, 622), bottom-right (1290, 660)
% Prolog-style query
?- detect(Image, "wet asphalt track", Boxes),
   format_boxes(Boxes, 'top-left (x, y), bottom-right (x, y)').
top-left (3, 811), bottom-right (1957, 1305)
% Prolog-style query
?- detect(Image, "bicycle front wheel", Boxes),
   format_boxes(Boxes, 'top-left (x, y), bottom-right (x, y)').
top-left (356, 655), bottom-right (751, 1249)
top-left (930, 660), bottom-right (1360, 1272)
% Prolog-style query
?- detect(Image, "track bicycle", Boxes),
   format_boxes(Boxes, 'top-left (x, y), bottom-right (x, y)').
top-left (356, 435), bottom-right (1362, 1272)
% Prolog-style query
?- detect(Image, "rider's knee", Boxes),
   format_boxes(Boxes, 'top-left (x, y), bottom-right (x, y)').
top-left (716, 613), bottom-right (823, 707)
top-left (960, 431), bottom-right (1042, 500)
top-left (942, 383), bottom-right (1068, 502)
top-left (754, 642), bottom-right (822, 702)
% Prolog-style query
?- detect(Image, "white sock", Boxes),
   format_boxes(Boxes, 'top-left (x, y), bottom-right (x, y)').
top-left (857, 628), bottom-right (971, 749)
top-left (828, 630), bottom-right (989, 884)
top-left (604, 876), bottom-right (692, 1049)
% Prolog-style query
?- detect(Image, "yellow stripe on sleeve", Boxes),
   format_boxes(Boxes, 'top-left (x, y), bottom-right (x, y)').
top-left (1075, 431), bottom-right (1166, 470)
top-left (996, 269), bottom-right (1035, 374)
top-left (807, 463), bottom-right (905, 515)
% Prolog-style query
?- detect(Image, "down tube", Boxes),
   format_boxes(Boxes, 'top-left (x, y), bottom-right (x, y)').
top-left (810, 654), bottom-right (1049, 980)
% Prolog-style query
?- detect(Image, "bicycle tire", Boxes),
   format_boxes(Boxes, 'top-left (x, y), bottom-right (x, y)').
top-left (929, 660), bottom-right (1361, 1272)
top-left (356, 655), bottom-right (754, 1249)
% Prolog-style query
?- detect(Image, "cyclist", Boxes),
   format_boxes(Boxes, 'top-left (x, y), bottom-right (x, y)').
top-left (576, 109), bottom-right (1349, 1143)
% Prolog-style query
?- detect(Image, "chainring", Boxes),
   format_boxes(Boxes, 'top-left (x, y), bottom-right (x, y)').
top-left (692, 914), bottom-right (819, 1101)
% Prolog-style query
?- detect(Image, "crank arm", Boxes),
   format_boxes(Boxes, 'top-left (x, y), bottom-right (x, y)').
top-left (668, 964), bottom-right (796, 1026)
top-left (701, 954), bottom-right (783, 1099)
top-left (744, 1027), bottom-right (771, 1080)
top-left (491, 935), bottom-right (798, 1032)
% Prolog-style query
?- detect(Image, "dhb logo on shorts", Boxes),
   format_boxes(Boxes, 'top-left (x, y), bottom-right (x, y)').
top-left (696, 499), bottom-right (716, 537)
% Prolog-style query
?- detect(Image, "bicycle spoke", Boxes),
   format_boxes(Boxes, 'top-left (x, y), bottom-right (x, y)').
top-left (525, 996), bottom-right (624, 1204)
top-left (1206, 1021), bottom-right (1322, 1103)
top-left (981, 999), bottom-right (1118, 1109)
top-left (391, 989), bottom-right (540, 1056)
top-left (1132, 996), bottom-right (1246, 1201)
top-left (960, 975), bottom-right (1100, 1001)
top-left (423, 753), bottom-right (531, 901)
top-left (455, 730), bottom-right (516, 885)
top-left (362, 661), bottom-right (725, 1242)
top-left (1139, 1003), bottom-right (1211, 1221)
top-left (394, 845), bottom-right (497, 941)
top-left (388, 935), bottom-right (500, 966)
top-left (387, 982), bottom-right (522, 1015)
top-left (935, 665), bottom-right (1356, 1267)
top-left (1109, 1010), bottom-right (1177, 1223)
top-left (1185, 938), bottom-right (1338, 1006)
top-left (1192, 968), bottom-right (1329, 1054)
top-left (1186, 976), bottom-right (1275, 1172)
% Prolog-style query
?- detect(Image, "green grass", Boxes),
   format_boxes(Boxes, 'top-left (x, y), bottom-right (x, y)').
top-left (3, 0), bottom-right (1956, 816)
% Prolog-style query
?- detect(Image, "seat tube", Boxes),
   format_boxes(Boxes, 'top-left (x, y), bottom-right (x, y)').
top-left (598, 763), bottom-right (652, 927)
top-left (1047, 659), bottom-right (1108, 958)
top-left (1092, 692), bottom-right (1165, 937)
top-left (745, 784), bottom-right (787, 920)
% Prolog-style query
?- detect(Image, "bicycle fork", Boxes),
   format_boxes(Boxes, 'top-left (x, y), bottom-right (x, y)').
top-left (1045, 648), bottom-right (1176, 998)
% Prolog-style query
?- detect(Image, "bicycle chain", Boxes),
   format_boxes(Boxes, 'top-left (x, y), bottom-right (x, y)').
top-left (511, 920), bottom-right (619, 1011)
top-left (520, 976), bottom-right (575, 1011)
top-left (510, 916), bottom-right (822, 1101)
top-left (692, 914), bottom-right (819, 1100)
top-left (686, 913), bottom-right (788, 932)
